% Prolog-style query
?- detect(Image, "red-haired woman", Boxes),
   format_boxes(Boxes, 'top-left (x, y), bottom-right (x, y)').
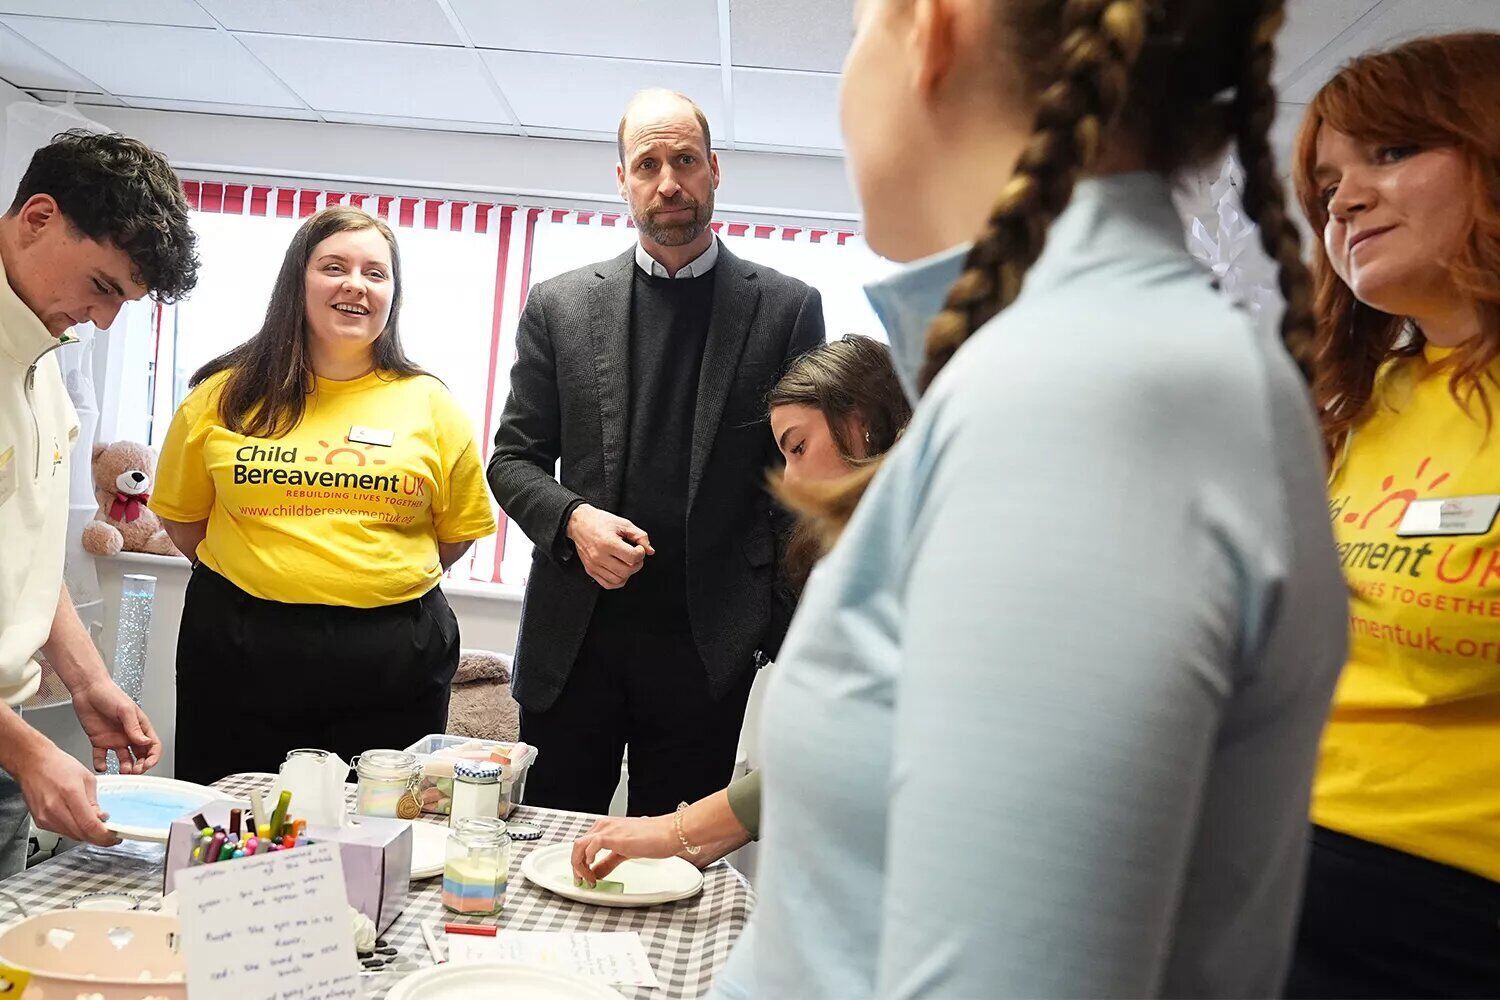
top-left (1288, 32), bottom-right (1500, 997)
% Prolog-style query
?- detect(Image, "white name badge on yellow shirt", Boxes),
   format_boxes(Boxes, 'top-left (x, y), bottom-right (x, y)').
top-left (0, 445), bottom-right (15, 508)
top-left (347, 425), bottom-right (394, 448)
top-left (1397, 494), bottom-right (1500, 537)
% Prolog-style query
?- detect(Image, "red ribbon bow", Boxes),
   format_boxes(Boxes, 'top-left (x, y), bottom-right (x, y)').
top-left (110, 490), bottom-right (150, 523)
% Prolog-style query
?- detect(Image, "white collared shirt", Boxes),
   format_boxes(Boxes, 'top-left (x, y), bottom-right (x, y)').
top-left (634, 237), bottom-right (720, 279)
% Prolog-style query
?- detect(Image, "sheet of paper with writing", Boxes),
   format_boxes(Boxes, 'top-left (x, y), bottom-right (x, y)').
top-left (175, 841), bottom-right (361, 999)
top-left (447, 931), bottom-right (661, 987)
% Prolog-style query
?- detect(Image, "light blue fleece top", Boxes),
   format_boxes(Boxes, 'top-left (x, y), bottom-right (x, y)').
top-left (710, 173), bottom-right (1347, 998)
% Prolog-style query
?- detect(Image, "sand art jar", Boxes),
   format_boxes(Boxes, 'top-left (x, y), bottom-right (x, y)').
top-left (443, 817), bottom-right (509, 915)
top-left (355, 749), bottom-right (422, 819)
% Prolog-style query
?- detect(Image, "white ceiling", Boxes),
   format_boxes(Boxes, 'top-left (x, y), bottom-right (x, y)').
top-left (0, 0), bottom-right (1493, 159)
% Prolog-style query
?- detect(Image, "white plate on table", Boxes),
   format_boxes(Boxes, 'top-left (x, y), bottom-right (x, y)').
top-left (387, 961), bottom-right (624, 999)
top-left (409, 819), bottom-right (450, 880)
top-left (521, 842), bottom-right (704, 908)
top-left (95, 775), bottom-right (224, 843)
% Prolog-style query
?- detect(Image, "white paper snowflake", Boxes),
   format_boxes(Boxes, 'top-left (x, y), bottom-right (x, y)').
top-left (1174, 154), bottom-right (1284, 338)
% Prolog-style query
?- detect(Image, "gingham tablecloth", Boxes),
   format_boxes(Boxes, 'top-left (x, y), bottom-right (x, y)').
top-left (0, 773), bottom-right (755, 999)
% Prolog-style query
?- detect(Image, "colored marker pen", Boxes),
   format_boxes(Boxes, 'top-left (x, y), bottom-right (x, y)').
top-left (268, 790), bottom-right (291, 838)
top-left (249, 790), bottom-right (267, 834)
top-left (230, 808), bottom-right (241, 837)
top-left (205, 832), bottom-right (225, 864)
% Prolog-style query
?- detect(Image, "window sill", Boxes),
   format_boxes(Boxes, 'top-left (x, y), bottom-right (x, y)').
top-left (92, 552), bottom-right (526, 604)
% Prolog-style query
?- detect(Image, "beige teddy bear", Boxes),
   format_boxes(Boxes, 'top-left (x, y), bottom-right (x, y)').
top-left (80, 440), bottom-right (181, 558)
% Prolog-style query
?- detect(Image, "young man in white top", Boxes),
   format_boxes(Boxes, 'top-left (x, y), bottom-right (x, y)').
top-left (0, 129), bottom-right (198, 874)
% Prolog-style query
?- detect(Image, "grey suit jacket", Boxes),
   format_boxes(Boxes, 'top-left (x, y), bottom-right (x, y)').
top-left (487, 241), bottom-right (825, 711)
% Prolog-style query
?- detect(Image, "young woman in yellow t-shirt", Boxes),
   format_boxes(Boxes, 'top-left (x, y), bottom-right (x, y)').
top-left (151, 207), bottom-right (496, 785)
top-left (1287, 34), bottom-right (1500, 996)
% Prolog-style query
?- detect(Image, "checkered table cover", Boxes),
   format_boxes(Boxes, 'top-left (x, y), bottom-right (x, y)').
top-left (0, 773), bottom-right (755, 999)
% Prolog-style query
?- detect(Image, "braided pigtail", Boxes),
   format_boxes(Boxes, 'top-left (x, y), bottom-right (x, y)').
top-left (1232, 0), bottom-right (1317, 381)
top-left (786, 0), bottom-right (1149, 546)
top-left (917, 0), bottom-right (1147, 392)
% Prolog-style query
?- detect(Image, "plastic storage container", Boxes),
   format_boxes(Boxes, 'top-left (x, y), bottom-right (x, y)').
top-left (402, 735), bottom-right (538, 819)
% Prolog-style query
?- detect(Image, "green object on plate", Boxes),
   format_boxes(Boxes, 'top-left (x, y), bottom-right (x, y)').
top-left (574, 877), bottom-right (624, 893)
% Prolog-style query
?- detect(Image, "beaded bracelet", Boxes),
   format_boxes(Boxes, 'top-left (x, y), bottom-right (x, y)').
top-left (674, 801), bottom-right (702, 856)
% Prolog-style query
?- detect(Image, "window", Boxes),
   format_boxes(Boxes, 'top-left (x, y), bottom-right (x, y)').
top-left (149, 180), bottom-right (895, 588)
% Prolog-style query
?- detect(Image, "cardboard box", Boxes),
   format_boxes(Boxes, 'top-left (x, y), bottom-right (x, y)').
top-left (164, 801), bottom-right (412, 934)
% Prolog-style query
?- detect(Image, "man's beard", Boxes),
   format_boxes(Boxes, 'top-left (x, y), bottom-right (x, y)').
top-left (634, 193), bottom-right (714, 246)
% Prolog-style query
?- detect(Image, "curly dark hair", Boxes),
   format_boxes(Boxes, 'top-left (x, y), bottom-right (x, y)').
top-left (8, 129), bottom-right (199, 302)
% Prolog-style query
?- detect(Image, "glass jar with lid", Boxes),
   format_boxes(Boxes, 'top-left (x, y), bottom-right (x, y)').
top-left (354, 749), bottom-right (422, 819)
top-left (442, 817), bottom-right (509, 915)
top-left (451, 761), bottom-right (502, 823)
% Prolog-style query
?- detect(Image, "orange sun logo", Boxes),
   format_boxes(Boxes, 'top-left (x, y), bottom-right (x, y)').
top-left (1345, 456), bottom-right (1450, 530)
top-left (305, 440), bottom-right (387, 467)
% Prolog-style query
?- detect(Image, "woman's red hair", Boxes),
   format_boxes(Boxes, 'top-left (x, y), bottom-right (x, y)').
top-left (1291, 32), bottom-right (1500, 453)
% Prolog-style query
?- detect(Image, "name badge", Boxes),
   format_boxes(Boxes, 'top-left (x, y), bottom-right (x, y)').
top-left (347, 425), bottom-right (394, 448)
top-left (1397, 494), bottom-right (1500, 537)
top-left (0, 446), bottom-right (15, 508)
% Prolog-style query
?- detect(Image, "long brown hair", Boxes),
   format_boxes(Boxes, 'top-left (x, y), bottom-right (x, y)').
top-left (191, 206), bottom-right (426, 437)
top-left (769, 336), bottom-right (912, 591)
top-left (798, 0), bottom-right (1313, 539)
top-left (1290, 33), bottom-right (1500, 455)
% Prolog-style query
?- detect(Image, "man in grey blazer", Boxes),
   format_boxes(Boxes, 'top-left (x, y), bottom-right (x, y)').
top-left (488, 90), bottom-right (825, 816)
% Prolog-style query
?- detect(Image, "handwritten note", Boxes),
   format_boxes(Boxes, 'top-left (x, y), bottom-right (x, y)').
top-left (175, 841), bottom-right (361, 999)
top-left (448, 930), bottom-right (661, 987)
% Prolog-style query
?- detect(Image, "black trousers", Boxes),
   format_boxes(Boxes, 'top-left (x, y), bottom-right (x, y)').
top-left (174, 565), bottom-right (459, 786)
top-left (1286, 825), bottom-right (1500, 998)
top-left (519, 618), bottom-right (755, 817)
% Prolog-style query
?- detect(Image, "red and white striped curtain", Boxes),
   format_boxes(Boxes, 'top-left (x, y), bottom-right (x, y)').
top-left (525, 205), bottom-right (859, 245)
top-left (181, 180), bottom-right (509, 236)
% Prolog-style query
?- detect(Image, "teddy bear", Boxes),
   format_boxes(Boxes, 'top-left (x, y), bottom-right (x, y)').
top-left (80, 440), bottom-right (181, 558)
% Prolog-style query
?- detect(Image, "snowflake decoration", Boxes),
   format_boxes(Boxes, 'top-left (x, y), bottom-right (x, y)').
top-left (1174, 154), bottom-right (1284, 338)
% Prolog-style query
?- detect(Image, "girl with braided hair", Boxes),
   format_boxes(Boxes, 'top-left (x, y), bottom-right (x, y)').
top-left (1286, 33), bottom-right (1500, 998)
top-left (707, 0), bottom-right (1347, 996)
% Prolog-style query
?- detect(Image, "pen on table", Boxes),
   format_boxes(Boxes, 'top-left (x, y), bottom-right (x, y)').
top-left (421, 921), bottom-right (445, 964)
top-left (444, 923), bottom-right (497, 937)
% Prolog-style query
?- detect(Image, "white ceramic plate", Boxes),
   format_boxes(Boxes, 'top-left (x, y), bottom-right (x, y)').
top-left (387, 962), bottom-right (624, 1000)
top-left (409, 819), bottom-right (449, 880)
top-left (95, 775), bottom-right (225, 843)
top-left (520, 843), bottom-right (704, 908)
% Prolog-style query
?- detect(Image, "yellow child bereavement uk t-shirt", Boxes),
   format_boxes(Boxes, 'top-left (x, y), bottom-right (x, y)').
top-left (1317, 344), bottom-right (1500, 882)
top-left (151, 369), bottom-right (497, 607)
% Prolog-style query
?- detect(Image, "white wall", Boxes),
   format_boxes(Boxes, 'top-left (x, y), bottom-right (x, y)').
top-left (81, 107), bottom-right (859, 224)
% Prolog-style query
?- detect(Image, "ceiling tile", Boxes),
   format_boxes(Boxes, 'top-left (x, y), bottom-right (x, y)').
top-left (197, 0), bottom-right (461, 46)
top-left (1281, 0), bottom-right (1500, 101)
top-left (321, 110), bottom-right (520, 135)
top-left (1275, 0), bottom-right (1382, 84)
top-left (732, 68), bottom-right (841, 150)
top-left (0, 20), bottom-right (95, 90)
top-left (239, 34), bottom-right (514, 123)
top-left (0, 17), bottom-right (303, 106)
top-left (29, 88), bottom-right (125, 107)
top-left (732, 0), bottom-right (852, 72)
top-left (0, 1), bottom-right (215, 27)
top-left (482, 51), bottom-right (722, 133)
top-left (123, 96), bottom-right (320, 121)
top-left (450, 0), bottom-right (719, 63)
